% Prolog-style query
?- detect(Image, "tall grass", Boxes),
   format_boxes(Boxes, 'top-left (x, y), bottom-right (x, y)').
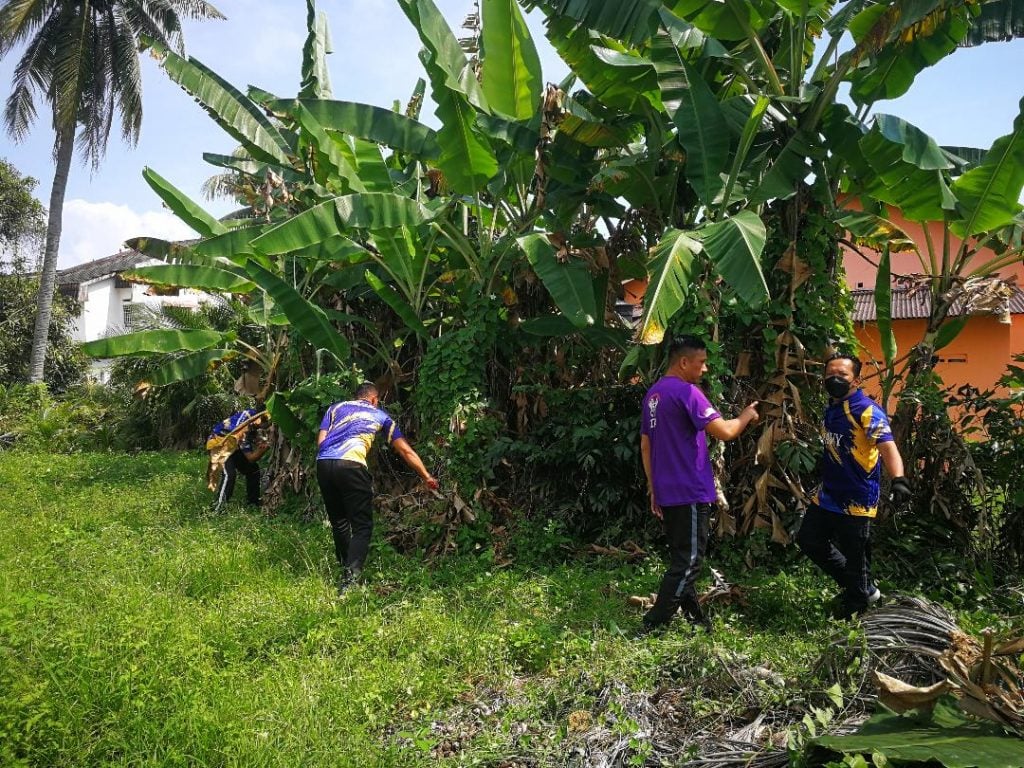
top-left (1, 451), bottom-right (1011, 766)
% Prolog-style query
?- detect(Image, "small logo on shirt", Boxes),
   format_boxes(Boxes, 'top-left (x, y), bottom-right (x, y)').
top-left (647, 394), bottom-right (660, 429)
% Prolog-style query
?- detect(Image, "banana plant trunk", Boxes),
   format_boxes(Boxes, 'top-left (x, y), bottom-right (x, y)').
top-left (28, 128), bottom-right (75, 384)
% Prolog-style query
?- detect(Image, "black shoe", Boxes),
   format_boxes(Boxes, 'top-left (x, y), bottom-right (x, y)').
top-left (634, 620), bottom-right (668, 638)
top-left (680, 596), bottom-right (712, 634)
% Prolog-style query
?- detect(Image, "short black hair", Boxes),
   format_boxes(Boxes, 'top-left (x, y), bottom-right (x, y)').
top-left (668, 334), bottom-right (707, 362)
top-left (825, 352), bottom-right (862, 377)
top-left (355, 381), bottom-right (378, 400)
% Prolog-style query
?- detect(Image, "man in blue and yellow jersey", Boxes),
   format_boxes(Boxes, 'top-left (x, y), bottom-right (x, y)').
top-left (797, 353), bottom-right (911, 619)
top-left (209, 406), bottom-right (270, 511)
top-left (316, 381), bottom-right (438, 593)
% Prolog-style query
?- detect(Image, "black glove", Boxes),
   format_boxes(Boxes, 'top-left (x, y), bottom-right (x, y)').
top-left (890, 476), bottom-right (912, 505)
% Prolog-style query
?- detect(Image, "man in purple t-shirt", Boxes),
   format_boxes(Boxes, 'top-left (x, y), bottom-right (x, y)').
top-left (639, 335), bottom-right (759, 633)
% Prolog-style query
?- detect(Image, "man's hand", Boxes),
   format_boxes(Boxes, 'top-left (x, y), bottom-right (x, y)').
top-left (649, 490), bottom-right (662, 520)
top-left (741, 401), bottom-right (760, 424)
top-left (890, 476), bottom-right (912, 505)
top-left (425, 475), bottom-right (440, 491)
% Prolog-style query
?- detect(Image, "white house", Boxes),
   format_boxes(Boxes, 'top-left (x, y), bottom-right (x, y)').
top-left (57, 250), bottom-right (213, 382)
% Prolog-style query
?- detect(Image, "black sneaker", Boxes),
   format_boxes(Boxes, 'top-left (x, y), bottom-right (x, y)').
top-left (634, 620), bottom-right (668, 638)
top-left (680, 596), bottom-right (712, 634)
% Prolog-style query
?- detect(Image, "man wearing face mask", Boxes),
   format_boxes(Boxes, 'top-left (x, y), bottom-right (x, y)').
top-left (797, 353), bottom-right (911, 619)
top-left (639, 335), bottom-right (760, 634)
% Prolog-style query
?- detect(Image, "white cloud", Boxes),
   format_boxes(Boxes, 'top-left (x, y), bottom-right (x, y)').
top-left (58, 199), bottom-right (196, 268)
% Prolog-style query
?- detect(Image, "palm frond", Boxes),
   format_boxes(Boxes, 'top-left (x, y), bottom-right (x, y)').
top-left (0, 0), bottom-right (54, 56)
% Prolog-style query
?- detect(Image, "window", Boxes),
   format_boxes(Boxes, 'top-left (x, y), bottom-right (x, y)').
top-left (122, 301), bottom-right (133, 329)
top-left (937, 353), bottom-right (967, 364)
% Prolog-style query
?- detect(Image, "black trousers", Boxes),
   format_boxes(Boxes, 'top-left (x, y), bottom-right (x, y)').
top-left (214, 450), bottom-right (260, 510)
top-left (644, 503), bottom-right (712, 627)
top-left (797, 503), bottom-right (872, 615)
top-left (317, 459), bottom-right (374, 577)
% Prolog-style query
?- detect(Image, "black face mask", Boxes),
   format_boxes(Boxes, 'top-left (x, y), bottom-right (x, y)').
top-left (824, 376), bottom-right (852, 399)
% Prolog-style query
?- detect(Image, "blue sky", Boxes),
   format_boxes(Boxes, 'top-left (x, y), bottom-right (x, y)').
top-left (1, 0), bottom-right (1022, 267)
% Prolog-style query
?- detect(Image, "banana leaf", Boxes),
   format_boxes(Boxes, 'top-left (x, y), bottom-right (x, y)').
top-left (147, 348), bottom-right (238, 386)
top-left (396, 0), bottom-right (489, 111)
top-left (418, 51), bottom-right (500, 194)
top-left (671, 0), bottom-right (775, 42)
top-left (123, 265), bottom-right (255, 294)
top-left (278, 99), bottom-right (440, 159)
top-left (961, 0), bottom-right (1024, 47)
top-left (141, 37), bottom-right (292, 167)
top-left (875, 246), bottom-right (897, 366)
top-left (636, 228), bottom-right (700, 345)
top-left (344, 136), bottom-right (396, 193)
top-left (290, 102), bottom-right (367, 192)
top-left (192, 227), bottom-right (272, 269)
top-left (480, 0), bottom-right (544, 120)
top-left (252, 193), bottom-right (435, 256)
top-left (696, 210), bottom-right (769, 307)
top-left (245, 260), bottom-right (350, 363)
top-left (525, 0), bottom-right (662, 45)
top-left (300, 0), bottom-right (333, 99)
top-left (650, 28), bottom-right (729, 206)
top-left (82, 329), bottom-right (228, 358)
top-left (265, 392), bottom-right (309, 441)
top-left (364, 270), bottom-right (428, 338)
top-left (951, 95), bottom-right (1024, 237)
top-left (848, 3), bottom-right (971, 105)
top-left (543, 16), bottom-right (661, 115)
top-left (857, 115), bottom-right (958, 222)
top-left (126, 237), bottom-right (198, 265)
top-left (837, 211), bottom-right (919, 254)
top-left (519, 234), bottom-right (599, 328)
top-left (142, 168), bottom-right (227, 239)
top-left (817, 710), bottom-right (1024, 768)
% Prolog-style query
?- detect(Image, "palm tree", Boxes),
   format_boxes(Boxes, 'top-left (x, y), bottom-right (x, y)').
top-left (0, 0), bottom-right (224, 383)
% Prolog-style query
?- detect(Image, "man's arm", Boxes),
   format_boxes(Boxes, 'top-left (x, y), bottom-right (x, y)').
top-left (879, 440), bottom-right (905, 478)
top-left (317, 429), bottom-right (327, 448)
top-left (640, 434), bottom-right (661, 519)
top-left (392, 437), bottom-right (439, 489)
top-left (244, 442), bottom-right (269, 462)
top-left (705, 402), bottom-right (760, 441)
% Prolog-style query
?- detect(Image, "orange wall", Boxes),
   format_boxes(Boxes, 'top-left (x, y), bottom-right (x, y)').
top-left (842, 211), bottom-right (1024, 291)
top-left (854, 316), bottom-right (1019, 410)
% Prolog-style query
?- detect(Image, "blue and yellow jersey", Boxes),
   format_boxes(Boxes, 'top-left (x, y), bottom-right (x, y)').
top-left (817, 389), bottom-right (894, 518)
top-left (316, 400), bottom-right (403, 465)
top-left (209, 409), bottom-right (260, 451)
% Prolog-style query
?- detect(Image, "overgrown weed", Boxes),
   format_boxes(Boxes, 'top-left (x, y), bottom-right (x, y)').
top-left (0, 451), bottom-right (1016, 766)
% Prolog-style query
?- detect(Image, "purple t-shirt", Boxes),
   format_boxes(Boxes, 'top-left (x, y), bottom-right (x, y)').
top-left (640, 377), bottom-right (722, 506)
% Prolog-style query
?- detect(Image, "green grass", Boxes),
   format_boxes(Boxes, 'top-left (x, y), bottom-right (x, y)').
top-left (0, 452), bottom-right (1014, 767)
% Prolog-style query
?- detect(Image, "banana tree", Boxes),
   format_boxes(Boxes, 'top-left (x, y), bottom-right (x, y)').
top-left (840, 100), bottom-right (1024, 384)
top-left (517, 0), bottom-right (1024, 541)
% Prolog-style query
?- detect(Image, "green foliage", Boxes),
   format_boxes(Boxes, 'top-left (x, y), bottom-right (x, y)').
top-left (413, 304), bottom-right (501, 490)
top-left (0, 449), bottom-right (886, 767)
top-left (0, 158), bottom-right (45, 256)
top-left (493, 383), bottom-right (648, 536)
top-left (818, 702), bottom-right (1024, 768)
top-left (0, 270), bottom-right (85, 392)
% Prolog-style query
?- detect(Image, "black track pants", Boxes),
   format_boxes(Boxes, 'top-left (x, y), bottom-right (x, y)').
top-left (644, 503), bottom-right (712, 627)
top-left (796, 503), bottom-right (872, 615)
top-left (316, 459), bottom-right (374, 576)
top-left (214, 450), bottom-right (260, 510)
